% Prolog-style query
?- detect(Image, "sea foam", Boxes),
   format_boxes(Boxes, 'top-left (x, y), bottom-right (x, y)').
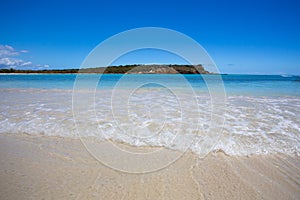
top-left (0, 87), bottom-right (299, 156)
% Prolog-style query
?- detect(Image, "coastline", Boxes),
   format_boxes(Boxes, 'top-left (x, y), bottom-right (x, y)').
top-left (0, 73), bottom-right (215, 75)
top-left (1, 133), bottom-right (299, 200)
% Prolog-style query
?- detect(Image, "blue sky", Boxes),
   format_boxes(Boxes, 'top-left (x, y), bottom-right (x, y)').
top-left (0, 0), bottom-right (299, 74)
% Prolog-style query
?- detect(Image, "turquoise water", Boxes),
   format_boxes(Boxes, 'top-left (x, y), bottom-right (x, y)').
top-left (0, 74), bottom-right (300, 156)
top-left (0, 74), bottom-right (299, 96)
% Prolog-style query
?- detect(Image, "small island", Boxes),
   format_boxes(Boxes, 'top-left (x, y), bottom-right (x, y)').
top-left (0, 64), bottom-right (211, 74)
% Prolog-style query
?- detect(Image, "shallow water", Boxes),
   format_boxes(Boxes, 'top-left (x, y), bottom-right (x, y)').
top-left (0, 74), bottom-right (299, 156)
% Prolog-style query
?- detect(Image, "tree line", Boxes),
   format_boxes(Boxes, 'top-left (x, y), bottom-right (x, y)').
top-left (0, 64), bottom-right (211, 74)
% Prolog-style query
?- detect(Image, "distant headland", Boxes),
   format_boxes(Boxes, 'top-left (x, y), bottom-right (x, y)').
top-left (0, 64), bottom-right (212, 74)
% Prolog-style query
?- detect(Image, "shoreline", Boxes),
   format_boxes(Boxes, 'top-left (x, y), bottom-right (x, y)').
top-left (1, 132), bottom-right (299, 158)
top-left (0, 133), bottom-right (299, 199)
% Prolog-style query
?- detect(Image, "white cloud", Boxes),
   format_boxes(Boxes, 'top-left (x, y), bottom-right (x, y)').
top-left (0, 44), bottom-right (51, 69)
top-left (36, 64), bottom-right (51, 70)
top-left (20, 61), bottom-right (32, 66)
top-left (20, 50), bottom-right (29, 53)
top-left (0, 44), bottom-right (36, 69)
top-left (0, 57), bottom-right (24, 66)
top-left (0, 45), bottom-right (19, 57)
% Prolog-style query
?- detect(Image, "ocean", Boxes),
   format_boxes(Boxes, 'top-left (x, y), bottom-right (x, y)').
top-left (0, 74), bottom-right (299, 156)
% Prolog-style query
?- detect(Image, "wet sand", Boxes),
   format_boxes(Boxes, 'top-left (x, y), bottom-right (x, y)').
top-left (0, 133), bottom-right (299, 200)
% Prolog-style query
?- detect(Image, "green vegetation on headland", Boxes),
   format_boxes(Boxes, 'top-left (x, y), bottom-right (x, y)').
top-left (0, 64), bottom-right (212, 74)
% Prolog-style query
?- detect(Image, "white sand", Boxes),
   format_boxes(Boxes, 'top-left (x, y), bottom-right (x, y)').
top-left (0, 133), bottom-right (299, 200)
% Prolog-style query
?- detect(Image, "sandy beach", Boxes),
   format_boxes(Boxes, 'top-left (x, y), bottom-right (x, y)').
top-left (1, 0), bottom-right (300, 199)
top-left (0, 133), bottom-right (299, 200)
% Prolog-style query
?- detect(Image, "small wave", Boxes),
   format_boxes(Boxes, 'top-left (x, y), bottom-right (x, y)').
top-left (0, 89), bottom-right (300, 156)
top-left (281, 74), bottom-right (293, 78)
